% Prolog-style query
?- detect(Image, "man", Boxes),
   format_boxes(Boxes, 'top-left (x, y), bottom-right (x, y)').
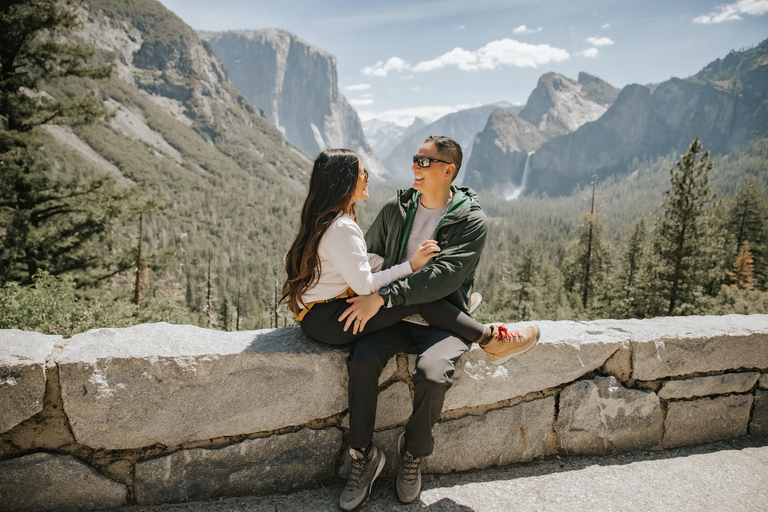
top-left (338, 136), bottom-right (539, 510)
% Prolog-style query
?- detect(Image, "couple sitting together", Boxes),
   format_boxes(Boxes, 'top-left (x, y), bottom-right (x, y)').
top-left (282, 135), bottom-right (540, 511)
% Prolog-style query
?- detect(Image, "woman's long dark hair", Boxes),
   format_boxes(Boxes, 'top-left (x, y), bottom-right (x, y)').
top-left (282, 148), bottom-right (361, 314)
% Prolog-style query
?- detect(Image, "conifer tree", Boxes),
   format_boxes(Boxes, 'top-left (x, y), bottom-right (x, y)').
top-left (728, 241), bottom-right (755, 290)
top-left (0, 0), bottom-right (146, 285)
top-left (563, 177), bottom-right (609, 311)
top-left (724, 177), bottom-right (767, 288)
top-left (622, 217), bottom-right (646, 298)
top-left (652, 138), bottom-right (717, 315)
top-left (514, 243), bottom-right (541, 320)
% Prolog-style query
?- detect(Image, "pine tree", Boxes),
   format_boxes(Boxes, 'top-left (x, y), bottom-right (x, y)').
top-left (563, 177), bottom-right (609, 311)
top-left (622, 217), bottom-right (646, 298)
top-left (652, 138), bottom-right (717, 315)
top-left (514, 243), bottom-right (541, 321)
top-left (724, 177), bottom-right (767, 288)
top-left (0, 0), bottom-right (149, 286)
top-left (728, 241), bottom-right (755, 290)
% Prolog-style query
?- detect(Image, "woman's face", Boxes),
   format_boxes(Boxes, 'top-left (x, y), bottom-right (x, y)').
top-left (350, 159), bottom-right (369, 205)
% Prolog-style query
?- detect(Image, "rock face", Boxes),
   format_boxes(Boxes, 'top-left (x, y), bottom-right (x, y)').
top-left (462, 110), bottom-right (543, 198)
top-left (527, 39), bottom-right (768, 196)
top-left (363, 117), bottom-right (427, 161)
top-left (0, 331), bottom-right (59, 433)
top-left (0, 453), bottom-right (127, 512)
top-left (464, 72), bottom-right (617, 197)
top-left (202, 29), bottom-right (386, 176)
top-left (57, 323), bottom-right (348, 450)
top-left (383, 102), bottom-right (520, 183)
top-left (519, 72), bottom-right (616, 137)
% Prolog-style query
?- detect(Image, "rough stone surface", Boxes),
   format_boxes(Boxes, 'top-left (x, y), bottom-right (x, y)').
top-left (441, 320), bottom-right (624, 411)
top-left (622, 315), bottom-right (768, 381)
top-left (58, 323), bottom-right (349, 449)
top-left (658, 372), bottom-right (760, 399)
top-left (759, 373), bottom-right (768, 389)
top-left (342, 381), bottom-right (411, 430)
top-left (0, 452), bottom-right (126, 511)
top-left (425, 397), bottom-right (555, 473)
top-left (663, 394), bottom-right (754, 448)
top-left (557, 376), bottom-right (661, 455)
top-left (601, 343), bottom-right (632, 382)
top-left (135, 427), bottom-right (342, 505)
top-left (0, 330), bottom-right (59, 433)
top-left (751, 389), bottom-right (768, 437)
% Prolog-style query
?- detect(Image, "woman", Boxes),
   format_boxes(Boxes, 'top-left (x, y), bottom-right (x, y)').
top-left (282, 148), bottom-right (535, 363)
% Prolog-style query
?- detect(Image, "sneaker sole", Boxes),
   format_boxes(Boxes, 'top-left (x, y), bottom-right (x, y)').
top-left (489, 325), bottom-right (541, 366)
top-left (341, 451), bottom-right (387, 511)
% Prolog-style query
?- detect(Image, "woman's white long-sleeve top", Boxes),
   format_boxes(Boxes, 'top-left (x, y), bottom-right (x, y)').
top-left (299, 214), bottom-right (412, 308)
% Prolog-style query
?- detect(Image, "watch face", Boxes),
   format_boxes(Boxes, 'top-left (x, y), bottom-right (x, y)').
top-left (379, 286), bottom-right (390, 296)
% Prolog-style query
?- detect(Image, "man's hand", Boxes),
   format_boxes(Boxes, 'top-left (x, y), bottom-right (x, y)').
top-left (338, 293), bottom-right (385, 334)
top-left (409, 240), bottom-right (440, 271)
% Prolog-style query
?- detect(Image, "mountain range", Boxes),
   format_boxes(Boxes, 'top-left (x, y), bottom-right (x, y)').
top-left (199, 29), bottom-right (387, 177)
top-left (27, 0), bottom-right (768, 326)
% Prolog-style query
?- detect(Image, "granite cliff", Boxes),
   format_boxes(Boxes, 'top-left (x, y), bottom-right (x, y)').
top-left (201, 29), bottom-right (386, 176)
top-left (525, 40), bottom-right (768, 197)
top-left (464, 73), bottom-right (617, 196)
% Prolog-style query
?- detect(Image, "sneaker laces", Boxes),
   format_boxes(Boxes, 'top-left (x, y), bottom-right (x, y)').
top-left (347, 450), bottom-right (367, 490)
top-left (495, 325), bottom-right (523, 342)
top-left (401, 449), bottom-right (421, 484)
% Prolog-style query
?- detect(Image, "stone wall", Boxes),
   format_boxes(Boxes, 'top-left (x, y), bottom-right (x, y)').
top-left (1, 315), bottom-right (767, 511)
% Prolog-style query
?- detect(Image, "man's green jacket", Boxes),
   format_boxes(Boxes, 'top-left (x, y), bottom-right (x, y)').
top-left (364, 185), bottom-right (488, 315)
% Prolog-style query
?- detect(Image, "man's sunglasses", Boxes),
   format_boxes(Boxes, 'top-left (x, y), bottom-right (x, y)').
top-left (413, 155), bottom-right (451, 168)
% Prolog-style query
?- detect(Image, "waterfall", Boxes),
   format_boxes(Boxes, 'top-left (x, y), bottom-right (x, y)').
top-left (505, 151), bottom-right (534, 201)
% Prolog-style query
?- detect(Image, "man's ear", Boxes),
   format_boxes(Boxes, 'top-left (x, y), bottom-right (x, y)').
top-left (445, 164), bottom-right (456, 178)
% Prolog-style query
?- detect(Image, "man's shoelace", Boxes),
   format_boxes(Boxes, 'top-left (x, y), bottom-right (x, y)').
top-left (347, 453), bottom-right (367, 490)
top-left (401, 451), bottom-right (421, 483)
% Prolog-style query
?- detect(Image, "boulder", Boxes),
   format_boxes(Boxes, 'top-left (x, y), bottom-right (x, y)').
top-left (0, 453), bottom-right (126, 511)
top-left (750, 389), bottom-right (768, 437)
top-left (57, 323), bottom-right (348, 449)
top-left (556, 376), bottom-right (661, 455)
top-left (426, 396), bottom-right (555, 473)
top-left (135, 427), bottom-right (341, 505)
top-left (663, 394), bottom-right (754, 448)
top-left (609, 315), bottom-right (768, 381)
top-left (657, 372), bottom-right (760, 399)
top-left (0, 330), bottom-right (59, 433)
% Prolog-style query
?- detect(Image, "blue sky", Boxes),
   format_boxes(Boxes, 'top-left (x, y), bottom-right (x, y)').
top-left (157, 0), bottom-right (768, 125)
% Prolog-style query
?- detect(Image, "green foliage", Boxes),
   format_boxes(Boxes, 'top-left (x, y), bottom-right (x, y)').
top-left (0, 0), bottom-right (113, 132)
top-left (0, 270), bottom-right (188, 337)
top-left (651, 138), bottom-right (718, 315)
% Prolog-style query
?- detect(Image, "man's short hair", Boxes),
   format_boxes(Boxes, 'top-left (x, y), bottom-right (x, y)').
top-left (425, 135), bottom-right (463, 182)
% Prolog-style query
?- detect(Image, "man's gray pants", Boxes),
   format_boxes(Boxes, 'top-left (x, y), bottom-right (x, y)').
top-left (346, 322), bottom-right (469, 458)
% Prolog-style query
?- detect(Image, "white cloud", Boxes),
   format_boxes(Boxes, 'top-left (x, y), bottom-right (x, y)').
top-left (413, 39), bottom-right (569, 72)
top-left (601, 22), bottom-right (612, 29)
top-left (513, 25), bottom-right (543, 34)
top-left (694, 0), bottom-right (768, 23)
top-left (586, 36), bottom-right (614, 46)
top-left (457, 25), bottom-right (466, 29)
top-left (349, 98), bottom-right (374, 107)
top-left (579, 48), bottom-right (600, 58)
top-left (361, 57), bottom-right (410, 77)
top-left (345, 83), bottom-right (371, 91)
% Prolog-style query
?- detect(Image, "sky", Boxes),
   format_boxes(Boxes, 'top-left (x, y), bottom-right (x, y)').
top-left (156, 0), bottom-right (768, 126)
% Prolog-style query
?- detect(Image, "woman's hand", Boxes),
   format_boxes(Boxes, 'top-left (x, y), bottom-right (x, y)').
top-left (338, 293), bottom-right (384, 334)
top-left (409, 240), bottom-right (440, 271)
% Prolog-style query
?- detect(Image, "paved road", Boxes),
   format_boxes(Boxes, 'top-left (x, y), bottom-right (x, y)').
top-left (109, 437), bottom-right (768, 512)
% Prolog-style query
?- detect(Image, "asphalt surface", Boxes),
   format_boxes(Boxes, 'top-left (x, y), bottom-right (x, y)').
top-left (109, 437), bottom-right (768, 512)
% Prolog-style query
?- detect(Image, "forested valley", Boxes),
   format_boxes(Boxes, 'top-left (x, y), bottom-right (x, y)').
top-left (2, 0), bottom-right (767, 337)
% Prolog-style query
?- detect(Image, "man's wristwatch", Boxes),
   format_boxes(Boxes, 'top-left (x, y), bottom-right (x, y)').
top-left (378, 285), bottom-right (390, 301)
